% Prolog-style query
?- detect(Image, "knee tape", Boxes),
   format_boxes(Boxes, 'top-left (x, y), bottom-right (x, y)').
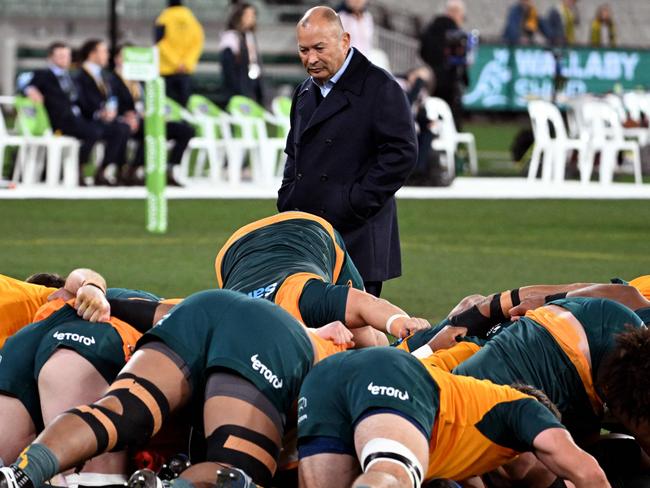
top-left (68, 373), bottom-right (169, 453)
top-left (360, 438), bottom-right (423, 488)
top-left (206, 424), bottom-right (280, 487)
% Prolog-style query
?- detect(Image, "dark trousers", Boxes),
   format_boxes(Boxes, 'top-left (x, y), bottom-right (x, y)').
top-left (131, 121), bottom-right (195, 167)
top-left (164, 74), bottom-right (192, 107)
top-left (364, 281), bottom-right (383, 298)
top-left (61, 118), bottom-right (130, 168)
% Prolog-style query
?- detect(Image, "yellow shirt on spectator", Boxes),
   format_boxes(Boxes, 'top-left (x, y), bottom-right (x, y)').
top-left (156, 5), bottom-right (205, 76)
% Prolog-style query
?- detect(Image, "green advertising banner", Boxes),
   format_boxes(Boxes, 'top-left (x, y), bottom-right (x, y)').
top-left (144, 77), bottom-right (167, 233)
top-left (463, 44), bottom-right (650, 111)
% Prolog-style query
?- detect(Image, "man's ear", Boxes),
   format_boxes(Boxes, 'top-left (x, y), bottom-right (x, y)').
top-left (342, 32), bottom-right (351, 50)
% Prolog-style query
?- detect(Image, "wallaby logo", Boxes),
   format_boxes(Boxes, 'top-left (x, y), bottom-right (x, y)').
top-left (250, 354), bottom-right (283, 389)
top-left (367, 382), bottom-right (410, 400)
top-left (52, 331), bottom-right (96, 346)
top-left (463, 49), bottom-right (512, 108)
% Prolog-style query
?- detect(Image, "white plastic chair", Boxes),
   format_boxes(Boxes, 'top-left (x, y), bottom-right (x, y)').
top-left (581, 101), bottom-right (642, 185)
top-left (424, 97), bottom-right (478, 177)
top-left (527, 100), bottom-right (589, 183)
top-left (227, 96), bottom-right (286, 185)
top-left (604, 93), bottom-right (650, 146)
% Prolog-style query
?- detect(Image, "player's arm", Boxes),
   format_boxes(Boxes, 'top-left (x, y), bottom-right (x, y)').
top-left (344, 288), bottom-right (430, 339)
top-left (48, 268), bottom-right (110, 322)
top-left (106, 299), bottom-right (177, 332)
top-left (448, 283), bottom-right (594, 337)
top-left (533, 428), bottom-right (610, 487)
top-left (510, 283), bottom-right (649, 317)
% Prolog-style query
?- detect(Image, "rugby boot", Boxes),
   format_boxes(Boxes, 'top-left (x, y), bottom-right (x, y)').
top-left (158, 454), bottom-right (191, 481)
top-left (127, 469), bottom-right (163, 488)
top-left (0, 467), bottom-right (23, 488)
top-left (214, 467), bottom-right (256, 488)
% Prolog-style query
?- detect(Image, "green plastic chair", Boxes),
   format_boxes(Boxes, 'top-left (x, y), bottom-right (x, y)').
top-left (187, 94), bottom-right (224, 138)
top-left (15, 95), bottom-right (52, 137)
top-left (271, 95), bottom-right (292, 139)
top-left (164, 97), bottom-right (185, 123)
top-left (167, 95), bottom-right (229, 183)
top-left (226, 95), bottom-right (286, 183)
top-left (13, 96), bottom-right (79, 186)
top-left (272, 95), bottom-right (292, 118)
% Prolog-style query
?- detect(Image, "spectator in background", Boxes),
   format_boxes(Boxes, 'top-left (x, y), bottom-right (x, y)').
top-left (337, 0), bottom-right (374, 57)
top-left (111, 45), bottom-right (194, 186)
top-left (420, 0), bottom-right (468, 129)
top-left (502, 0), bottom-right (542, 45)
top-left (218, 2), bottom-right (264, 105)
top-left (75, 39), bottom-right (131, 186)
top-left (155, 0), bottom-right (204, 106)
top-left (17, 42), bottom-right (110, 186)
top-left (544, 0), bottom-right (580, 46)
top-left (590, 4), bottom-right (616, 47)
top-left (399, 66), bottom-right (449, 187)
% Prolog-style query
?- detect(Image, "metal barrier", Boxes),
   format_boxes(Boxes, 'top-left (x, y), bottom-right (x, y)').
top-left (375, 26), bottom-right (422, 75)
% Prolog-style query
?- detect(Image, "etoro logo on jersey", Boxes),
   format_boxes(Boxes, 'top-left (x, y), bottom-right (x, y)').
top-left (250, 354), bottom-right (283, 389)
top-left (367, 382), bottom-right (410, 400)
top-left (52, 331), bottom-right (96, 346)
top-left (247, 282), bottom-right (278, 299)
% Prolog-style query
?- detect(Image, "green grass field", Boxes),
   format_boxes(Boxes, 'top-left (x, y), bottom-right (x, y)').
top-left (2, 198), bottom-right (648, 321)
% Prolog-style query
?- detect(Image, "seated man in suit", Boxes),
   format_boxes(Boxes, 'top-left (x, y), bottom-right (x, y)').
top-left (111, 44), bottom-right (195, 186)
top-left (18, 42), bottom-right (124, 186)
top-left (75, 39), bottom-right (131, 186)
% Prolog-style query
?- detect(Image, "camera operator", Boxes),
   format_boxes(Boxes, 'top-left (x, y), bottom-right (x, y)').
top-left (419, 0), bottom-right (469, 129)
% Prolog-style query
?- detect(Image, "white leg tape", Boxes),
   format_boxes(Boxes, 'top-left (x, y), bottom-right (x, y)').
top-left (64, 473), bottom-right (128, 488)
top-left (360, 437), bottom-right (424, 488)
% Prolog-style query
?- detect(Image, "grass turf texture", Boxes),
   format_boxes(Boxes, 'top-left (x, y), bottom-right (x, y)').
top-left (1, 198), bottom-right (648, 322)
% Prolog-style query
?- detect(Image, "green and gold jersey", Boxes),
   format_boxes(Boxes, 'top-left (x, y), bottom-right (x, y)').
top-left (454, 297), bottom-right (643, 438)
top-left (215, 212), bottom-right (363, 326)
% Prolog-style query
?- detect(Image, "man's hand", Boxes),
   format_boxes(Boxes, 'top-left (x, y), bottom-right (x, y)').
top-left (74, 284), bottom-right (110, 322)
top-left (122, 111), bottom-right (140, 132)
top-left (25, 86), bottom-right (44, 103)
top-left (508, 295), bottom-right (545, 319)
top-left (427, 325), bottom-right (467, 351)
top-left (448, 294), bottom-right (486, 317)
top-left (388, 316), bottom-right (430, 339)
top-left (100, 108), bottom-right (117, 122)
top-left (313, 321), bottom-right (355, 346)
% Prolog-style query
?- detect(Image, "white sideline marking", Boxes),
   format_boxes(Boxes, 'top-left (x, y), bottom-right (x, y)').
top-left (0, 177), bottom-right (648, 200)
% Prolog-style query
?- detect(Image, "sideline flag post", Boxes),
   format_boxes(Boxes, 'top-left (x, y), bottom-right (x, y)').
top-left (122, 46), bottom-right (167, 233)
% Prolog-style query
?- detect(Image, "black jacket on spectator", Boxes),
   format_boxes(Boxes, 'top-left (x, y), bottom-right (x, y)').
top-left (111, 73), bottom-right (138, 114)
top-left (75, 68), bottom-right (115, 120)
top-left (74, 67), bottom-right (130, 169)
top-left (420, 15), bottom-right (468, 128)
top-left (23, 69), bottom-right (81, 134)
top-left (19, 68), bottom-right (105, 168)
top-left (277, 49), bottom-right (417, 282)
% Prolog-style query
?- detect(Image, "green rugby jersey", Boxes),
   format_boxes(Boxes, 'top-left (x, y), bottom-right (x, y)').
top-left (215, 212), bottom-right (363, 326)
